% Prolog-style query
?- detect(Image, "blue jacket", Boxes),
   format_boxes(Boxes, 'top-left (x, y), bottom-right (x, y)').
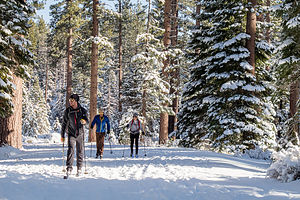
top-left (90, 115), bottom-right (110, 133)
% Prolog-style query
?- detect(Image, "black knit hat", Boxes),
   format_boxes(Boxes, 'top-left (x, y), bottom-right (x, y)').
top-left (70, 94), bottom-right (79, 102)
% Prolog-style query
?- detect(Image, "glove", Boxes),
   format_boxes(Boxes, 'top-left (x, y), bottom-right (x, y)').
top-left (61, 137), bottom-right (65, 143)
top-left (80, 119), bottom-right (86, 125)
top-left (142, 131), bottom-right (145, 135)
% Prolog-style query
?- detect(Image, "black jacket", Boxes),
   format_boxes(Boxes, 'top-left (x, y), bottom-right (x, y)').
top-left (61, 104), bottom-right (89, 138)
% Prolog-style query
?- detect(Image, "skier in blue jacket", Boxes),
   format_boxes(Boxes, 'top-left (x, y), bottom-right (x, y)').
top-left (90, 108), bottom-right (110, 159)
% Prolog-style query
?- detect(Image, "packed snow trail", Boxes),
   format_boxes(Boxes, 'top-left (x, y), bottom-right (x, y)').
top-left (0, 142), bottom-right (300, 200)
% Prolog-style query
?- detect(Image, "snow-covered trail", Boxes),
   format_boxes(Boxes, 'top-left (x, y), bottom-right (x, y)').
top-left (0, 143), bottom-right (299, 200)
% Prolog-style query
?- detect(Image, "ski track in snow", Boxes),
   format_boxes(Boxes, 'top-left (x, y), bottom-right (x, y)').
top-left (0, 143), bottom-right (300, 200)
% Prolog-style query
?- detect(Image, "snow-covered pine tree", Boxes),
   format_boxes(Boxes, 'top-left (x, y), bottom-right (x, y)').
top-left (130, 33), bottom-right (170, 138)
top-left (0, 0), bottom-right (34, 148)
top-left (27, 18), bottom-right (49, 92)
top-left (22, 76), bottom-right (50, 136)
top-left (179, 0), bottom-right (275, 153)
top-left (275, 0), bottom-right (300, 146)
top-left (0, 0), bottom-right (34, 118)
top-left (121, 1), bottom-right (147, 115)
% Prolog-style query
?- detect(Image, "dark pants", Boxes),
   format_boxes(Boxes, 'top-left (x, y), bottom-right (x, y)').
top-left (96, 132), bottom-right (105, 156)
top-left (67, 129), bottom-right (84, 171)
top-left (130, 133), bottom-right (139, 155)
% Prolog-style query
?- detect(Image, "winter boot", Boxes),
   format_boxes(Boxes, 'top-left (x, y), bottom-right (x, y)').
top-left (76, 168), bottom-right (82, 177)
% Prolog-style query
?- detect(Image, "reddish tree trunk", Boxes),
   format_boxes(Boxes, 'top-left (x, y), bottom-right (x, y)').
top-left (45, 57), bottom-right (48, 101)
top-left (118, 0), bottom-right (123, 113)
top-left (266, 0), bottom-right (271, 43)
top-left (0, 75), bottom-right (23, 149)
top-left (246, 0), bottom-right (257, 74)
top-left (89, 0), bottom-right (99, 142)
top-left (65, 27), bottom-right (73, 108)
top-left (141, 0), bottom-right (151, 122)
top-left (196, 0), bottom-right (201, 27)
top-left (290, 81), bottom-right (300, 138)
top-left (160, 0), bottom-right (171, 144)
top-left (168, 0), bottom-right (179, 134)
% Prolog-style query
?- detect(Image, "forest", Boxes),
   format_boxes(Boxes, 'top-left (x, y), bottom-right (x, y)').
top-left (1, 0), bottom-right (300, 182)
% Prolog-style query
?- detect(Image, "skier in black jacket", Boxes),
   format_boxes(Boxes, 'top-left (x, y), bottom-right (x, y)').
top-left (61, 94), bottom-right (88, 176)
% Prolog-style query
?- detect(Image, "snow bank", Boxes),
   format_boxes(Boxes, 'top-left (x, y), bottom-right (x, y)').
top-left (23, 132), bottom-right (61, 144)
top-left (267, 144), bottom-right (300, 182)
top-left (0, 145), bottom-right (22, 159)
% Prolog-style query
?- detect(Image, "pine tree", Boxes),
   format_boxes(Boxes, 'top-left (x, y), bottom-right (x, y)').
top-left (179, 0), bottom-right (275, 153)
top-left (50, 0), bottom-right (84, 108)
top-left (0, 0), bottom-right (34, 148)
top-left (275, 0), bottom-right (300, 145)
top-left (22, 77), bottom-right (50, 136)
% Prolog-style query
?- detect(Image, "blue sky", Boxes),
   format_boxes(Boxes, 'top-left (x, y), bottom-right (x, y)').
top-left (36, 0), bottom-right (119, 24)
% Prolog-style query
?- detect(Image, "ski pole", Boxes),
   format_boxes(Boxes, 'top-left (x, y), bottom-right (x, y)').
top-left (90, 141), bottom-right (92, 158)
top-left (62, 142), bottom-right (66, 172)
top-left (83, 134), bottom-right (88, 174)
top-left (108, 136), bottom-right (113, 154)
top-left (122, 142), bottom-right (125, 157)
top-left (143, 135), bottom-right (147, 157)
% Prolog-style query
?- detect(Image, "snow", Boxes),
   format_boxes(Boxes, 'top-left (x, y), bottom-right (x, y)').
top-left (0, 92), bottom-right (11, 100)
top-left (286, 16), bottom-right (300, 29)
top-left (267, 144), bottom-right (300, 183)
top-left (1, 140), bottom-right (300, 200)
top-left (0, 78), bottom-right (6, 87)
top-left (220, 80), bottom-right (246, 92)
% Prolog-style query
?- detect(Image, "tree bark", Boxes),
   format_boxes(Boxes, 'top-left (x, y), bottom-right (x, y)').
top-left (168, 0), bottom-right (179, 134)
top-left (89, 0), bottom-right (99, 142)
top-left (266, 0), bottom-right (271, 44)
top-left (65, 23), bottom-right (73, 107)
top-left (108, 71), bottom-right (111, 119)
top-left (141, 0), bottom-right (151, 121)
top-left (0, 75), bottom-right (23, 149)
top-left (196, 0), bottom-right (201, 27)
top-left (289, 80), bottom-right (300, 143)
top-left (160, 0), bottom-right (171, 144)
top-left (118, 0), bottom-right (123, 113)
top-left (195, 1), bottom-right (201, 54)
top-left (246, 0), bottom-right (257, 75)
top-left (45, 54), bottom-right (48, 101)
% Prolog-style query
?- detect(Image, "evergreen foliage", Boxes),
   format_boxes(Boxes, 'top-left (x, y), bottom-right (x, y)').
top-left (178, 0), bottom-right (276, 153)
top-left (0, 0), bottom-right (34, 118)
top-left (274, 0), bottom-right (300, 145)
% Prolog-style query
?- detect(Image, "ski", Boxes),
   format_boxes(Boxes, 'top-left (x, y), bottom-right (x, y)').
top-left (63, 174), bottom-right (68, 179)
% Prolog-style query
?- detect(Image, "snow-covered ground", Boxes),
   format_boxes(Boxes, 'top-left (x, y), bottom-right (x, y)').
top-left (0, 141), bottom-right (300, 200)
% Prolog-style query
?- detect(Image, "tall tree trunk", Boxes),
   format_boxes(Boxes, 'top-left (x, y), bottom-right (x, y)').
top-left (160, 0), bottom-right (171, 144)
top-left (0, 0), bottom-right (29, 149)
top-left (246, 0), bottom-right (257, 74)
top-left (266, 0), bottom-right (271, 44)
top-left (168, 0), bottom-right (179, 134)
top-left (45, 55), bottom-right (48, 101)
top-left (0, 75), bottom-right (23, 149)
top-left (141, 0), bottom-right (151, 121)
top-left (108, 71), bottom-right (111, 119)
top-left (196, 0), bottom-right (201, 27)
top-left (195, 1), bottom-right (201, 54)
top-left (66, 28), bottom-right (73, 107)
top-left (118, 0), bottom-right (123, 113)
top-left (89, 0), bottom-right (99, 142)
top-left (289, 80), bottom-right (300, 144)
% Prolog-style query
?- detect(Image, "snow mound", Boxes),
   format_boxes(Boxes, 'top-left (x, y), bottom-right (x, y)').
top-left (23, 132), bottom-right (61, 144)
top-left (267, 144), bottom-right (300, 182)
top-left (0, 145), bottom-right (22, 159)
